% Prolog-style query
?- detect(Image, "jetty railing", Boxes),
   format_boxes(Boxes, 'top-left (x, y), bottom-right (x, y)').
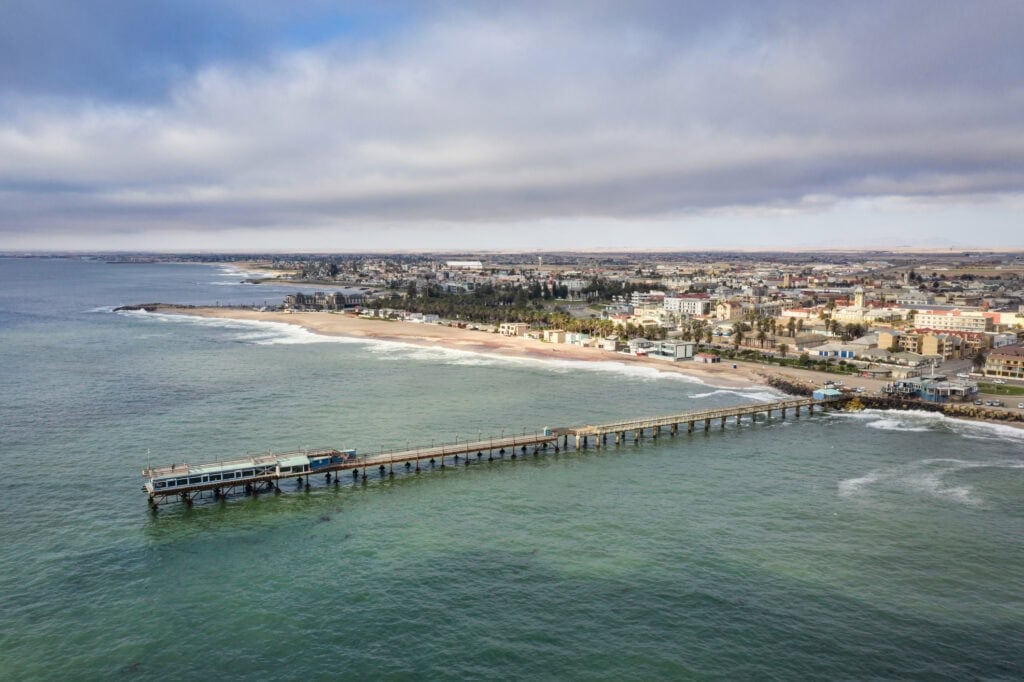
top-left (142, 395), bottom-right (842, 508)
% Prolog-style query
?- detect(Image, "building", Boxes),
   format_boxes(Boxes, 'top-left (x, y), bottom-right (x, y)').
top-left (878, 329), bottom-right (966, 359)
top-left (631, 291), bottom-right (666, 306)
top-left (919, 333), bottom-right (964, 360)
top-left (542, 329), bottom-right (566, 344)
top-left (914, 309), bottom-right (992, 333)
top-left (806, 343), bottom-right (858, 360)
top-left (883, 376), bottom-right (978, 403)
top-left (983, 343), bottom-right (1024, 379)
top-left (664, 294), bottom-right (711, 316)
top-left (878, 330), bottom-right (913, 353)
top-left (284, 291), bottom-right (364, 311)
top-left (694, 352), bottom-right (721, 364)
top-left (812, 387), bottom-right (843, 400)
top-left (499, 322), bottom-right (531, 337)
top-left (715, 301), bottom-right (742, 320)
top-left (651, 341), bottom-right (696, 361)
top-left (445, 260), bottom-right (483, 270)
top-left (627, 338), bottom-right (656, 354)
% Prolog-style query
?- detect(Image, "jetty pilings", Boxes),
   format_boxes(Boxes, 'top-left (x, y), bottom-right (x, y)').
top-left (143, 396), bottom-right (836, 508)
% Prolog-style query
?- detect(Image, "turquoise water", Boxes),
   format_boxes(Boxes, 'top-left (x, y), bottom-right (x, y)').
top-left (1, 257), bottom-right (1022, 679)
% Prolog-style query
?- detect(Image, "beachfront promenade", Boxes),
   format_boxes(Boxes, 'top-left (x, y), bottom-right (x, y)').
top-left (143, 396), bottom-right (841, 508)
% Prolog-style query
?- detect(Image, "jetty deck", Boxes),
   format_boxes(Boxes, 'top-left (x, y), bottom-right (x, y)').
top-left (143, 396), bottom-right (839, 508)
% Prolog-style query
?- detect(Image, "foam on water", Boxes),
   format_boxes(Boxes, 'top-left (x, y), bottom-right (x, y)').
top-left (837, 471), bottom-right (883, 497)
top-left (118, 309), bottom-right (362, 346)
top-left (691, 388), bottom-right (787, 402)
top-left (832, 408), bottom-right (1024, 443)
top-left (119, 310), bottom-right (743, 387)
top-left (865, 419), bottom-right (931, 432)
top-left (839, 456), bottom-right (1024, 506)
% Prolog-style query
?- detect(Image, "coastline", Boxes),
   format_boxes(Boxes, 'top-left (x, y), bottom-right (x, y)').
top-left (144, 305), bottom-right (758, 388)
top-left (138, 305), bottom-right (1024, 431)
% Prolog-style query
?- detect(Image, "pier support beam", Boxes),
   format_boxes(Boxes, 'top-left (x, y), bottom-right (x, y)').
top-left (720, 417), bottom-right (726, 429)
top-left (704, 418), bottom-right (710, 431)
top-left (736, 414), bottom-right (741, 426)
top-left (575, 434), bottom-right (581, 451)
top-left (688, 421), bottom-right (694, 434)
top-left (652, 426), bottom-right (659, 439)
top-left (670, 423), bottom-right (678, 436)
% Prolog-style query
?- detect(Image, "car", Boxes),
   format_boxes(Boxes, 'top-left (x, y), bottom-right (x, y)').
top-left (956, 373), bottom-right (969, 378)
top-left (992, 379), bottom-right (1007, 384)
top-left (985, 401), bottom-right (994, 406)
top-left (974, 400), bottom-right (983, 405)
top-left (1018, 403), bottom-right (1024, 409)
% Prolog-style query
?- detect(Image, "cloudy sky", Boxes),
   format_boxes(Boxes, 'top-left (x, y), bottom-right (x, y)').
top-left (2, 1), bottom-right (1022, 251)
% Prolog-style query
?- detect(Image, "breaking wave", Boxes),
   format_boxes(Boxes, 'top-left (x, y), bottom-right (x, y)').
top-left (118, 310), bottom-right (763, 387)
top-left (832, 409), bottom-right (1024, 443)
top-left (690, 388), bottom-right (788, 402)
top-left (839, 456), bottom-right (1023, 506)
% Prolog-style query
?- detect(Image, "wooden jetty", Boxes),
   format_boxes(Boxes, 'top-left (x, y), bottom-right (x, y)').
top-left (142, 396), bottom-right (839, 509)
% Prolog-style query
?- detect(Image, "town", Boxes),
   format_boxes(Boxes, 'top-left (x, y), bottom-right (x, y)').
top-left (171, 249), bottom-right (1024, 411)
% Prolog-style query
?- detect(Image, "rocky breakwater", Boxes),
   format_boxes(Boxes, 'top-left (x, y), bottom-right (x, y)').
top-left (763, 374), bottom-right (1022, 424)
top-left (860, 395), bottom-right (1023, 423)
top-left (114, 303), bottom-right (198, 312)
top-left (762, 375), bottom-right (814, 397)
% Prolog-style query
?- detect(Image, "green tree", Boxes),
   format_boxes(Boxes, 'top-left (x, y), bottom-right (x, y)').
top-left (731, 323), bottom-right (744, 349)
top-left (778, 342), bottom-right (789, 359)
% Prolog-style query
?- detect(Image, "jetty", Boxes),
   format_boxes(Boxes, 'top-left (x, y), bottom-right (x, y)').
top-left (142, 396), bottom-right (839, 509)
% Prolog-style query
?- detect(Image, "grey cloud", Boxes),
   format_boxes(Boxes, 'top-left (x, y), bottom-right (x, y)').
top-left (1, 1), bottom-right (1023, 247)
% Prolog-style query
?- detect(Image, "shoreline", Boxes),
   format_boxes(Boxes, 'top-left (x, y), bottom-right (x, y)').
top-left (136, 305), bottom-right (1024, 431)
top-left (143, 305), bottom-right (758, 388)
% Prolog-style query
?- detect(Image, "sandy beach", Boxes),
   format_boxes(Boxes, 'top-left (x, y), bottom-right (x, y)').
top-left (153, 305), bottom-right (761, 387)
top-left (146, 306), bottom-right (1024, 430)
top-left (137, 306), bottom-right (889, 394)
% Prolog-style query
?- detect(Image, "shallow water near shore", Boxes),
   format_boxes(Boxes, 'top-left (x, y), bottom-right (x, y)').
top-left (1, 257), bottom-right (1023, 679)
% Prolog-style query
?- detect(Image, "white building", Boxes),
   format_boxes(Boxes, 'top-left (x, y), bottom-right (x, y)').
top-left (915, 310), bottom-right (992, 333)
top-left (499, 322), bottom-right (531, 336)
top-left (664, 295), bottom-right (711, 316)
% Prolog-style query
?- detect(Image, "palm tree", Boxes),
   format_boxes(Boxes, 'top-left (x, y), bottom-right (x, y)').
top-left (732, 323), bottom-right (745, 349)
top-left (756, 329), bottom-right (768, 348)
top-left (778, 342), bottom-right (789, 359)
top-left (796, 318), bottom-right (804, 335)
top-left (787, 318), bottom-right (796, 337)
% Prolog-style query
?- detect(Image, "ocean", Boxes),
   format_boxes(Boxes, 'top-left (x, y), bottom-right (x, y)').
top-left (1, 257), bottom-right (1022, 680)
